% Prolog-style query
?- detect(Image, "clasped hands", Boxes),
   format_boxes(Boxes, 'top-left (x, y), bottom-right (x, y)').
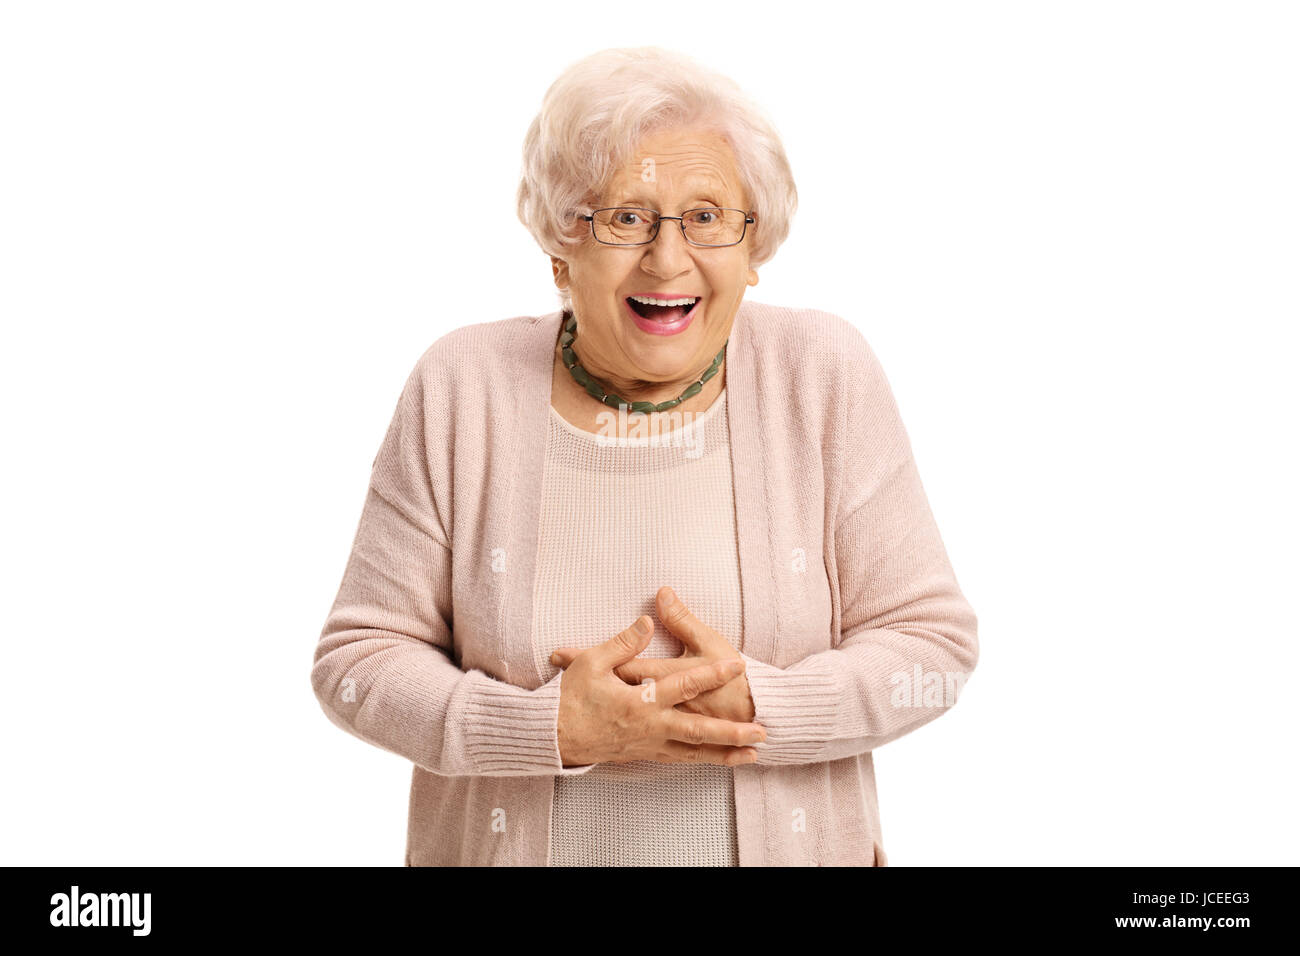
top-left (551, 585), bottom-right (766, 769)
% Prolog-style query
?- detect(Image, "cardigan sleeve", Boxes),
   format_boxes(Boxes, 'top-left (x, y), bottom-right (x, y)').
top-left (311, 353), bottom-right (597, 778)
top-left (739, 329), bottom-right (979, 765)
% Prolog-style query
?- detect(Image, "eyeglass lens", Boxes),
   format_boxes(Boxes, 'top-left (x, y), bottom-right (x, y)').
top-left (591, 208), bottom-right (747, 245)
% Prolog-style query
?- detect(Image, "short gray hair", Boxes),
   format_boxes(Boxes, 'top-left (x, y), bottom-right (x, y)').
top-left (516, 46), bottom-right (798, 312)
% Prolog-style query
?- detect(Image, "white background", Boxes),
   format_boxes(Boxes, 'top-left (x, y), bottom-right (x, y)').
top-left (2, 1), bottom-right (1296, 866)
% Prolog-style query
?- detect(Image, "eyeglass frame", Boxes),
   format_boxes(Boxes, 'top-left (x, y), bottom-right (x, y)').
top-left (581, 206), bottom-right (755, 247)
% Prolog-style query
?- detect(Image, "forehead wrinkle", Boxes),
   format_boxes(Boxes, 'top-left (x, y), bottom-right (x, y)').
top-left (620, 150), bottom-right (731, 182)
top-left (604, 129), bottom-right (747, 207)
top-left (608, 161), bottom-right (741, 207)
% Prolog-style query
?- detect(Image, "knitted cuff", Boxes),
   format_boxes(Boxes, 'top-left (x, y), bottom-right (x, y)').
top-left (740, 652), bottom-right (843, 764)
top-left (461, 669), bottom-right (599, 776)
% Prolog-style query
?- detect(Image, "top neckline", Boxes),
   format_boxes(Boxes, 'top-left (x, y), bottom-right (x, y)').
top-left (548, 388), bottom-right (727, 446)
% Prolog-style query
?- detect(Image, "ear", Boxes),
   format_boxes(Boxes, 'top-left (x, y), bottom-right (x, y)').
top-left (551, 257), bottom-right (570, 290)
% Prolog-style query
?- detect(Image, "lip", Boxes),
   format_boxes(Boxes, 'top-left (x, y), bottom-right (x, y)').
top-left (624, 295), bottom-right (702, 336)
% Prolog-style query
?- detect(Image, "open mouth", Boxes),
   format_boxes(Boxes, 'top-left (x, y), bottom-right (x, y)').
top-left (625, 295), bottom-right (701, 323)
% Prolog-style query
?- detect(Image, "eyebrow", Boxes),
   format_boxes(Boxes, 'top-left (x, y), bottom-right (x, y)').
top-left (610, 179), bottom-right (732, 208)
top-left (610, 195), bottom-right (728, 208)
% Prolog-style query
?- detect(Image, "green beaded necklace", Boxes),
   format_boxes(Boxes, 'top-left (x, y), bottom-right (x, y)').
top-left (558, 310), bottom-right (727, 413)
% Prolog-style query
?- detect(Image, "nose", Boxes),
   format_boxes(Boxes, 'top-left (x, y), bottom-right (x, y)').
top-left (640, 218), bottom-right (693, 278)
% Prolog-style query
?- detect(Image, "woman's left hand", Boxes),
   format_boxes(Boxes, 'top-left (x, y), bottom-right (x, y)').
top-left (550, 586), bottom-right (757, 724)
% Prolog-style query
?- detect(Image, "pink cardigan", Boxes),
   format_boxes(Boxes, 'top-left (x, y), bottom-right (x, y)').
top-left (312, 299), bottom-right (979, 866)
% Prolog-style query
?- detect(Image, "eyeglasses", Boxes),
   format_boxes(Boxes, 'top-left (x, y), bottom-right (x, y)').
top-left (582, 206), bottom-right (754, 247)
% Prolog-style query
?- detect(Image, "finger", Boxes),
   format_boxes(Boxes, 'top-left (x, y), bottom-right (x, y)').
top-left (611, 657), bottom-right (690, 684)
top-left (665, 709), bottom-right (767, 748)
top-left (655, 741), bottom-right (759, 767)
top-left (657, 657), bottom-right (743, 708)
top-left (549, 647), bottom-right (582, 668)
top-left (588, 615), bottom-right (654, 672)
top-left (657, 586), bottom-right (725, 654)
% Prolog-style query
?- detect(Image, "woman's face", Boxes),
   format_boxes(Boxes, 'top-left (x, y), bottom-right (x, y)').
top-left (551, 125), bottom-right (759, 395)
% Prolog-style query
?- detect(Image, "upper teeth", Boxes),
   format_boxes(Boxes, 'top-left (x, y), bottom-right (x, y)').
top-left (630, 296), bottom-right (698, 307)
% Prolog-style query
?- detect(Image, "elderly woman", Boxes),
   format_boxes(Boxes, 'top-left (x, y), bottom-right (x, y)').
top-left (312, 46), bottom-right (978, 867)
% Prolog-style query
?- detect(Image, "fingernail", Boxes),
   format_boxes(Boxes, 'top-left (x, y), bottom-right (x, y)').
top-left (550, 651), bottom-right (561, 665)
top-left (661, 587), bottom-right (676, 606)
top-left (635, 616), bottom-right (652, 635)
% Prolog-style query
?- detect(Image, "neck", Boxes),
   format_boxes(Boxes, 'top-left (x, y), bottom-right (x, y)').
top-left (552, 336), bottom-right (725, 415)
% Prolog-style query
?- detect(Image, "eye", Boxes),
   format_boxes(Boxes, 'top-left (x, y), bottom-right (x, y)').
top-left (688, 209), bottom-right (719, 224)
top-left (614, 209), bottom-right (645, 225)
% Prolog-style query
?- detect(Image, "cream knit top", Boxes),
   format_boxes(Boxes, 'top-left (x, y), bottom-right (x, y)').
top-left (532, 388), bottom-right (743, 866)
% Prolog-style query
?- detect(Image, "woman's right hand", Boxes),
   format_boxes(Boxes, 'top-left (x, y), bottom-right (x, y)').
top-left (555, 614), bottom-right (767, 768)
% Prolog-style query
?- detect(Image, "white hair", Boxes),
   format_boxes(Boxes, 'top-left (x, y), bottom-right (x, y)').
top-left (516, 46), bottom-right (798, 312)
